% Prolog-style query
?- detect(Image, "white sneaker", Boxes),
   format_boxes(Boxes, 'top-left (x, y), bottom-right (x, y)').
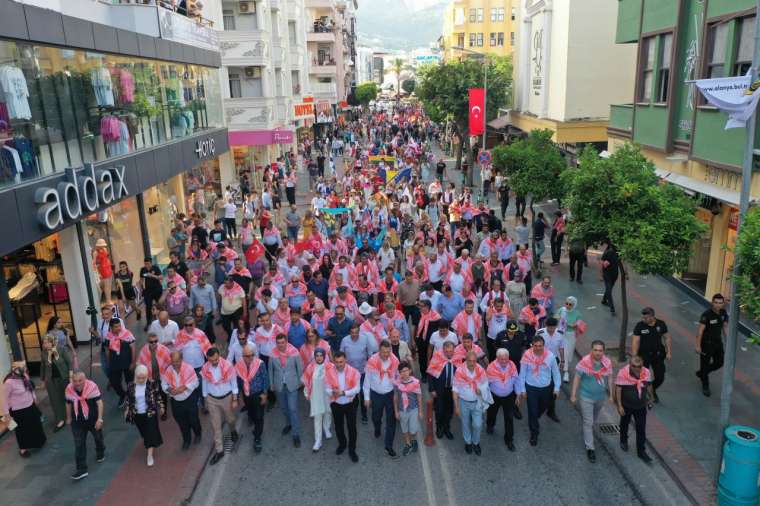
top-left (324, 431), bottom-right (333, 440)
top-left (312, 442), bottom-right (322, 452)
top-left (562, 371), bottom-right (569, 383)
top-left (147, 455), bottom-right (154, 467)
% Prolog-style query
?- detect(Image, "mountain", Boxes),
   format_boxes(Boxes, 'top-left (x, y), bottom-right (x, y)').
top-left (356, 0), bottom-right (448, 51)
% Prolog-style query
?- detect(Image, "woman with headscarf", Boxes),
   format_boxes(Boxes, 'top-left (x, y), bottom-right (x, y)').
top-left (1, 361), bottom-right (46, 456)
top-left (41, 334), bottom-right (73, 431)
top-left (302, 348), bottom-right (333, 452)
top-left (506, 269), bottom-right (527, 318)
top-left (556, 296), bottom-right (581, 383)
top-left (46, 316), bottom-right (78, 370)
top-left (125, 364), bottom-right (165, 467)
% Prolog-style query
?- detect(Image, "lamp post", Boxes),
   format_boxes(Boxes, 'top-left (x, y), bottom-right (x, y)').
top-left (452, 46), bottom-right (489, 188)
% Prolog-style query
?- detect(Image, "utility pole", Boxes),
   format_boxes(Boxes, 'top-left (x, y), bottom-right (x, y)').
top-left (716, 0), bottom-right (760, 478)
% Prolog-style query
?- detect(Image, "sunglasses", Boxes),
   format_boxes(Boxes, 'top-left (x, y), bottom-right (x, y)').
top-left (242, 354), bottom-right (255, 358)
top-left (148, 340), bottom-right (158, 344)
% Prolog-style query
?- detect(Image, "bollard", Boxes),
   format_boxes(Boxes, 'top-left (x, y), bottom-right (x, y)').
top-left (424, 398), bottom-right (436, 447)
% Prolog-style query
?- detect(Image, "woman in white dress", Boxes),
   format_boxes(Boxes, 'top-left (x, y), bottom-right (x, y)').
top-left (302, 348), bottom-right (333, 452)
top-left (506, 270), bottom-right (527, 318)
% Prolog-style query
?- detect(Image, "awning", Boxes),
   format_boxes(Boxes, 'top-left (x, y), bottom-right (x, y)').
top-left (655, 168), bottom-right (740, 206)
top-left (488, 113), bottom-right (511, 129)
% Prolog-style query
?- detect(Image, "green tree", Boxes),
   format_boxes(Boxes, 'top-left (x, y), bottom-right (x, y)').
top-left (491, 129), bottom-right (565, 215)
top-left (561, 144), bottom-right (707, 360)
top-left (354, 82), bottom-right (378, 106)
top-left (417, 55), bottom-right (512, 179)
top-left (734, 206), bottom-right (760, 345)
top-left (402, 79), bottom-right (416, 94)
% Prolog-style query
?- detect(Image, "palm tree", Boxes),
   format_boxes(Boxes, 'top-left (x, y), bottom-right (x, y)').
top-left (385, 58), bottom-right (410, 101)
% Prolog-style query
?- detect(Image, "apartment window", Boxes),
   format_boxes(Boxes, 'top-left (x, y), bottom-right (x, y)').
top-left (477, 8), bottom-right (484, 22)
top-left (454, 7), bottom-right (465, 25)
top-left (511, 7), bottom-right (516, 21)
top-left (291, 70), bottom-right (301, 95)
top-left (275, 70), bottom-right (283, 96)
top-left (229, 73), bottom-right (242, 98)
top-left (477, 33), bottom-right (484, 47)
top-left (470, 8), bottom-right (476, 22)
top-left (734, 16), bottom-right (756, 75)
top-left (706, 22), bottom-right (729, 78)
top-left (491, 8), bottom-right (497, 22)
top-left (458, 33), bottom-right (465, 47)
top-left (469, 33), bottom-right (476, 47)
top-left (656, 33), bottom-right (672, 103)
top-left (498, 33), bottom-right (505, 46)
top-left (510, 32), bottom-right (514, 45)
top-left (498, 7), bottom-right (505, 22)
top-left (223, 9), bottom-right (236, 31)
top-left (288, 21), bottom-right (297, 45)
top-left (638, 36), bottom-right (655, 101)
top-left (490, 33), bottom-right (497, 46)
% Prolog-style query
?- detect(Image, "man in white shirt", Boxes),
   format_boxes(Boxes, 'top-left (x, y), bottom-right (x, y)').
top-left (327, 351), bottom-right (362, 463)
top-left (89, 304), bottom-right (122, 381)
top-left (428, 253), bottom-right (445, 291)
top-left (428, 321), bottom-right (459, 359)
top-left (378, 241), bottom-right (395, 272)
top-left (226, 327), bottom-right (255, 365)
top-left (453, 351), bottom-right (489, 456)
top-left (363, 340), bottom-right (400, 458)
top-left (161, 351), bottom-right (201, 450)
top-left (147, 310), bottom-right (179, 347)
top-left (419, 284), bottom-right (442, 311)
top-left (201, 347), bottom-right (239, 465)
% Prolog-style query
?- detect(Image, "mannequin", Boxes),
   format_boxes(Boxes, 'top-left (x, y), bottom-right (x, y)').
top-left (93, 238), bottom-right (114, 305)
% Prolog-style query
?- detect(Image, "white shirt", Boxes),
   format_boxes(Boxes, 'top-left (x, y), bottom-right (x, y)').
top-left (227, 332), bottom-right (255, 364)
top-left (362, 358), bottom-right (395, 398)
top-left (161, 366), bottom-right (199, 401)
top-left (420, 290), bottom-right (442, 310)
top-left (452, 367), bottom-right (480, 402)
top-left (379, 248), bottom-right (395, 271)
top-left (329, 368), bottom-right (361, 405)
top-left (224, 202), bottom-right (237, 219)
top-left (429, 330), bottom-right (459, 351)
top-left (428, 259), bottom-right (444, 283)
top-left (201, 364), bottom-right (239, 398)
top-left (255, 324), bottom-right (279, 357)
top-left (134, 383), bottom-right (148, 413)
top-left (148, 319), bottom-right (179, 346)
top-left (487, 311), bottom-right (509, 339)
top-left (181, 339), bottom-right (206, 369)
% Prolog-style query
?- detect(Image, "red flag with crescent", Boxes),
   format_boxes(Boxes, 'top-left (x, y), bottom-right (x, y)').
top-left (245, 239), bottom-right (265, 265)
top-left (469, 88), bottom-right (485, 135)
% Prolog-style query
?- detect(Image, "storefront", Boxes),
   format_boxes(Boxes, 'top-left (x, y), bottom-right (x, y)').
top-left (227, 129), bottom-right (295, 189)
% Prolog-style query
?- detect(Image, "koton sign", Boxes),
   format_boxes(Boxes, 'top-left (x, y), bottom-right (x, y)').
top-left (35, 164), bottom-right (129, 230)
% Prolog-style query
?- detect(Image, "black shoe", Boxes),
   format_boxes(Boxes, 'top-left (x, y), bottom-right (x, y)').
top-left (281, 425), bottom-right (292, 436)
top-left (385, 447), bottom-right (399, 459)
top-left (336, 445), bottom-right (346, 455)
top-left (695, 370), bottom-right (703, 380)
top-left (181, 441), bottom-right (191, 451)
top-left (485, 426), bottom-right (494, 435)
top-left (652, 391), bottom-right (660, 403)
top-left (547, 412), bottom-right (560, 423)
top-left (569, 277), bottom-right (574, 282)
top-left (194, 432), bottom-right (202, 444)
top-left (293, 437), bottom-right (301, 448)
top-left (610, 309), bottom-right (616, 315)
top-left (620, 440), bottom-right (629, 452)
top-left (473, 444), bottom-right (481, 456)
top-left (209, 452), bottom-right (224, 465)
top-left (465, 444), bottom-right (473, 454)
top-left (349, 451), bottom-right (359, 463)
top-left (506, 441), bottom-right (515, 451)
top-left (71, 470), bottom-right (88, 480)
top-left (254, 438), bottom-right (262, 454)
top-left (529, 436), bottom-right (537, 446)
top-left (444, 429), bottom-right (454, 440)
top-left (638, 452), bottom-right (653, 464)
top-left (436, 427), bottom-right (444, 439)
top-left (231, 430), bottom-right (239, 443)
top-left (374, 427), bottom-right (382, 438)
top-left (411, 440), bottom-right (419, 453)
top-left (587, 449), bottom-right (596, 463)
top-left (513, 407), bottom-right (523, 420)
top-left (702, 385), bottom-right (711, 397)
top-left (601, 300), bottom-right (608, 307)
top-left (96, 454), bottom-right (106, 463)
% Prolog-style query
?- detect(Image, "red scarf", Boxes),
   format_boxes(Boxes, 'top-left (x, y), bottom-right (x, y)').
top-left (417, 309), bottom-right (441, 338)
top-left (107, 329), bottom-right (135, 354)
top-left (161, 362), bottom-right (197, 391)
top-left (65, 380), bottom-right (101, 419)
top-left (254, 324), bottom-right (282, 348)
top-left (452, 343), bottom-right (484, 367)
top-left (615, 365), bottom-right (651, 398)
top-left (325, 364), bottom-right (360, 400)
top-left (519, 305), bottom-right (545, 329)
top-left (272, 343), bottom-right (300, 367)
top-left (576, 353), bottom-right (613, 386)
top-left (521, 348), bottom-right (551, 378)
top-left (361, 320), bottom-right (387, 344)
top-left (426, 350), bottom-right (454, 379)
top-left (486, 360), bottom-right (518, 384)
top-left (174, 328), bottom-right (212, 355)
top-left (453, 364), bottom-right (487, 394)
top-left (221, 281), bottom-right (245, 299)
top-left (137, 343), bottom-right (171, 377)
top-left (394, 377), bottom-right (421, 410)
top-left (235, 358), bottom-right (263, 396)
top-left (452, 310), bottom-right (482, 338)
top-left (200, 358), bottom-right (235, 385)
top-left (365, 353), bottom-right (399, 381)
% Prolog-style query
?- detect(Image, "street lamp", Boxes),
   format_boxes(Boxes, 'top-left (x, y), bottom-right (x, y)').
top-left (452, 46), bottom-right (489, 188)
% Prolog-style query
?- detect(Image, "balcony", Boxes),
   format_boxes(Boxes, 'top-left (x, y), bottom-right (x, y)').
top-left (310, 61), bottom-right (337, 75)
top-left (608, 104), bottom-right (633, 136)
top-left (270, 0), bottom-right (282, 11)
top-left (305, 0), bottom-right (337, 8)
top-left (220, 32), bottom-right (269, 65)
top-left (311, 82), bottom-right (338, 98)
top-left (225, 97), bottom-right (277, 130)
top-left (307, 22), bottom-right (337, 43)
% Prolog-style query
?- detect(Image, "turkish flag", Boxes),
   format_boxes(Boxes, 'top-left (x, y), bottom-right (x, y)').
top-left (244, 239), bottom-right (265, 265)
top-left (469, 88), bottom-right (485, 135)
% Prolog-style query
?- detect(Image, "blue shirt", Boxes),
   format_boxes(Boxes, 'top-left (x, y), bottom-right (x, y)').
top-left (516, 350), bottom-right (561, 393)
top-left (436, 293), bottom-right (465, 322)
top-left (307, 278), bottom-right (329, 303)
top-left (287, 321), bottom-right (308, 348)
top-left (244, 361), bottom-right (270, 395)
top-left (488, 363), bottom-right (518, 397)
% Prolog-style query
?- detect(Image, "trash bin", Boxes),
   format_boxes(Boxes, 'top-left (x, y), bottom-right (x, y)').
top-left (718, 425), bottom-right (760, 506)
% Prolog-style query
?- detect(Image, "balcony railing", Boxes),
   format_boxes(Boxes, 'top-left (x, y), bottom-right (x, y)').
top-left (311, 82), bottom-right (338, 95)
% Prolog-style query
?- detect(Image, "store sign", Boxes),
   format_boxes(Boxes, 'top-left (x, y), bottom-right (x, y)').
top-left (34, 165), bottom-right (128, 230)
top-left (294, 102), bottom-right (315, 119)
top-left (195, 138), bottom-right (216, 158)
top-left (272, 130), bottom-right (294, 144)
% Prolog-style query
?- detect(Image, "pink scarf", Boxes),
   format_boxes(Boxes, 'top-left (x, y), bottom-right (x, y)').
top-left (221, 282), bottom-right (245, 298)
top-left (395, 377), bottom-right (421, 410)
top-left (366, 353), bottom-right (399, 381)
top-left (65, 380), bottom-right (101, 419)
top-left (615, 365), bottom-right (651, 398)
top-left (521, 348), bottom-right (550, 378)
top-left (235, 358), bottom-right (263, 396)
top-left (575, 353), bottom-right (612, 386)
top-left (272, 343), bottom-right (300, 367)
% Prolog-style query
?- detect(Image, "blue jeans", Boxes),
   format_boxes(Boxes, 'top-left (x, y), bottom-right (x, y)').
top-left (533, 239), bottom-right (546, 262)
top-left (459, 399), bottom-right (483, 445)
top-left (287, 227), bottom-right (299, 241)
top-left (279, 386), bottom-right (300, 437)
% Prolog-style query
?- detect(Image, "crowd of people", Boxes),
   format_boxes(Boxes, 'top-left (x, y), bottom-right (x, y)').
top-left (0, 103), bottom-right (729, 481)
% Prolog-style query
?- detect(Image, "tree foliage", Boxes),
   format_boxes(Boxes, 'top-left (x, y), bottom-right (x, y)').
top-left (734, 206), bottom-right (760, 331)
top-left (491, 129), bottom-right (565, 204)
top-left (402, 79), bottom-right (416, 94)
top-left (355, 82), bottom-right (378, 106)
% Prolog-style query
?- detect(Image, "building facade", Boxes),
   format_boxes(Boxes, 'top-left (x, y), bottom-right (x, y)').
top-left (608, 0), bottom-right (760, 299)
top-left (440, 0), bottom-right (517, 61)
top-left (0, 0), bottom-right (228, 376)
top-left (510, 0), bottom-right (637, 158)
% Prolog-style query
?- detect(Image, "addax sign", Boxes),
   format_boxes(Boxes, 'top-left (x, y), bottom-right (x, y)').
top-left (34, 164), bottom-right (129, 230)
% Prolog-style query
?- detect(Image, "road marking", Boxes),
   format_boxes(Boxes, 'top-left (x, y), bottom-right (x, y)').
top-left (416, 437), bottom-right (438, 506)
top-left (680, 301), bottom-right (690, 305)
top-left (596, 293), bottom-right (604, 296)
top-left (198, 418), bottom-right (243, 506)
top-left (586, 306), bottom-right (597, 310)
top-left (435, 442), bottom-right (458, 506)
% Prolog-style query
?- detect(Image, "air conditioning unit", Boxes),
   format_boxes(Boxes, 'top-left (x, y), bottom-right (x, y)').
top-left (239, 1), bottom-right (256, 14)
top-left (245, 66), bottom-right (262, 78)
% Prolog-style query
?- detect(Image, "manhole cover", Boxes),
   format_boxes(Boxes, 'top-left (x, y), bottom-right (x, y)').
top-left (598, 423), bottom-right (620, 435)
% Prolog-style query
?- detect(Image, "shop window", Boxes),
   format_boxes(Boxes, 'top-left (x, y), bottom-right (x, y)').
top-left (734, 16), bottom-right (755, 76)
top-left (637, 36), bottom-right (655, 102)
top-left (656, 33), bottom-right (672, 103)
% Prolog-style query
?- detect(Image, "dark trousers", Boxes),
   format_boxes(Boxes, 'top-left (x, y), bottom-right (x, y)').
top-left (220, 308), bottom-right (243, 340)
top-left (171, 393), bottom-right (202, 445)
top-left (602, 277), bottom-right (617, 312)
top-left (144, 291), bottom-right (160, 322)
top-left (525, 384), bottom-right (552, 437)
top-left (224, 217), bottom-right (237, 238)
top-left (642, 357), bottom-right (666, 391)
top-left (550, 232), bottom-right (564, 264)
top-left (500, 199), bottom-right (509, 219)
top-left (331, 398), bottom-right (358, 452)
top-left (486, 392), bottom-right (515, 442)
top-left (431, 280), bottom-right (443, 292)
top-left (433, 387), bottom-right (454, 431)
top-left (569, 252), bottom-right (585, 281)
top-left (72, 421), bottom-right (105, 472)
top-left (486, 338), bottom-right (497, 362)
top-left (109, 367), bottom-right (133, 400)
top-left (359, 374), bottom-right (367, 418)
top-left (286, 187), bottom-right (296, 206)
top-left (402, 305), bottom-right (421, 327)
top-left (201, 312), bottom-right (216, 344)
top-left (415, 337), bottom-right (429, 377)
top-left (515, 197), bottom-right (526, 218)
top-left (620, 406), bottom-right (647, 454)
top-left (698, 341), bottom-right (725, 387)
top-left (371, 390), bottom-right (396, 449)
top-left (242, 391), bottom-right (265, 439)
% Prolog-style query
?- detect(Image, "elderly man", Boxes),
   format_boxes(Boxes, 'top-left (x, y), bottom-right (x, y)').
top-left (379, 301), bottom-right (410, 343)
top-left (147, 310), bottom-right (179, 347)
top-left (161, 351), bottom-right (202, 450)
top-left (236, 344), bottom-right (269, 453)
top-left (360, 308), bottom-right (388, 346)
top-left (201, 347), bottom-right (239, 465)
top-left (268, 334), bottom-right (304, 447)
top-left (516, 336), bottom-right (561, 447)
top-left (486, 349), bottom-right (519, 451)
top-left (364, 340), bottom-right (400, 458)
top-left (388, 328), bottom-right (413, 363)
top-left (66, 371), bottom-right (105, 481)
top-left (327, 305), bottom-right (354, 353)
top-left (326, 351), bottom-right (362, 463)
top-left (137, 332), bottom-right (171, 419)
top-left (453, 351), bottom-right (489, 455)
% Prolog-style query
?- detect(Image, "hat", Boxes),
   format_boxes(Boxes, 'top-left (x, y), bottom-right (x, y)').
top-left (95, 238), bottom-right (108, 248)
top-left (358, 302), bottom-right (375, 316)
top-left (507, 320), bottom-right (519, 332)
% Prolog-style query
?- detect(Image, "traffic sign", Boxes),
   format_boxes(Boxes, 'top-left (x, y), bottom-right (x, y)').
top-left (478, 150), bottom-right (492, 164)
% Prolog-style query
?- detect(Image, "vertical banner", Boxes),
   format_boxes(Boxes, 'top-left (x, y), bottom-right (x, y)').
top-left (469, 88), bottom-right (485, 135)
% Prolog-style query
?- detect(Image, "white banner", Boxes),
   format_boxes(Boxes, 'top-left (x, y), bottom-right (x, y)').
top-left (694, 74), bottom-right (760, 129)
top-left (158, 9), bottom-right (219, 51)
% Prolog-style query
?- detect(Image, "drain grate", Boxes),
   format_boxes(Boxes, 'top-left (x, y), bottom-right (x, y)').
top-left (223, 434), bottom-right (234, 454)
top-left (598, 423), bottom-right (621, 435)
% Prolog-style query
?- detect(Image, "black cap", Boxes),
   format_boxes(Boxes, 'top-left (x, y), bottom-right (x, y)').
top-left (507, 320), bottom-right (519, 331)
